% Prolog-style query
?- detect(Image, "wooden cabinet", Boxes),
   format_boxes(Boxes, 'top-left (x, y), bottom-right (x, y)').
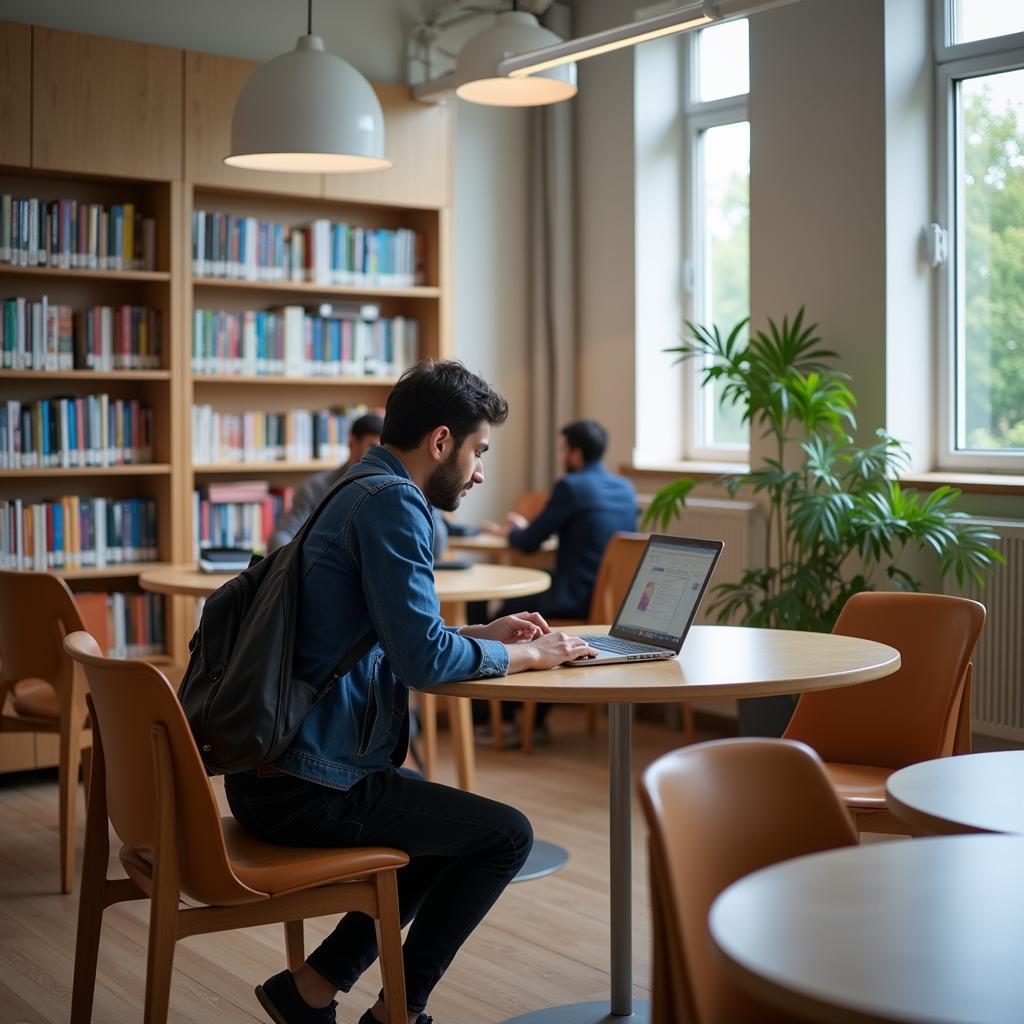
top-left (323, 83), bottom-right (452, 209)
top-left (0, 22), bottom-right (31, 168)
top-left (184, 51), bottom-right (321, 197)
top-left (32, 27), bottom-right (182, 180)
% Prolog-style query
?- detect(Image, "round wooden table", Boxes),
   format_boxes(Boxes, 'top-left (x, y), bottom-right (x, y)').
top-left (138, 562), bottom-right (551, 793)
top-left (711, 834), bottom-right (1024, 1024)
top-left (430, 625), bottom-right (901, 1024)
top-left (886, 750), bottom-right (1024, 836)
top-left (447, 532), bottom-right (557, 567)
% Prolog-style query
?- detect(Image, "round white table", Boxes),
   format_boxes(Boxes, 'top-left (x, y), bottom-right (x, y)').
top-left (431, 625), bottom-right (901, 1023)
top-left (886, 750), bottom-right (1024, 836)
top-left (711, 834), bottom-right (1024, 1024)
top-left (138, 562), bottom-right (552, 793)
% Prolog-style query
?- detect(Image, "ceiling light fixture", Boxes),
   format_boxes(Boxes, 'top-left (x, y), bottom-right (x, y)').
top-left (455, 4), bottom-right (577, 107)
top-left (415, 0), bottom-right (801, 106)
top-left (226, 0), bottom-right (391, 173)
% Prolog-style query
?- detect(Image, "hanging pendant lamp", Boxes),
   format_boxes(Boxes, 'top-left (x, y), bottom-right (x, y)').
top-left (226, 0), bottom-right (391, 173)
top-left (455, 7), bottom-right (577, 107)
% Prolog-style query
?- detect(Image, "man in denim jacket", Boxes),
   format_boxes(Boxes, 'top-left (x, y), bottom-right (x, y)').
top-left (226, 360), bottom-right (596, 1024)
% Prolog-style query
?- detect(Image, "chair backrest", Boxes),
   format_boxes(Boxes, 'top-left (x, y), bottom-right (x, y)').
top-left (587, 531), bottom-right (649, 624)
top-left (63, 631), bottom-right (266, 906)
top-left (783, 592), bottom-right (986, 768)
top-left (513, 490), bottom-right (549, 523)
top-left (0, 570), bottom-right (85, 701)
top-left (640, 738), bottom-right (857, 1024)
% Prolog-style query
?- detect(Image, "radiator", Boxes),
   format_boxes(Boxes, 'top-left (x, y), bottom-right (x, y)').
top-left (942, 519), bottom-right (1024, 742)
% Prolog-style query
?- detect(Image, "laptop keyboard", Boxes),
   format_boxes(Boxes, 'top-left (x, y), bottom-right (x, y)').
top-left (581, 635), bottom-right (660, 655)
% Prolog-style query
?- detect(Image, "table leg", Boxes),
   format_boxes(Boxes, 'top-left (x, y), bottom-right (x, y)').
top-left (441, 600), bottom-right (477, 793)
top-left (609, 703), bottom-right (634, 1016)
top-left (504, 702), bottom-right (648, 1024)
top-left (418, 691), bottom-right (437, 781)
top-left (448, 695), bottom-right (476, 792)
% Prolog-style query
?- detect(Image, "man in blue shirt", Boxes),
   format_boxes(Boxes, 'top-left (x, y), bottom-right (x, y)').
top-left (488, 420), bottom-right (638, 620)
top-left (478, 420), bottom-right (637, 741)
top-left (225, 361), bottom-right (596, 1024)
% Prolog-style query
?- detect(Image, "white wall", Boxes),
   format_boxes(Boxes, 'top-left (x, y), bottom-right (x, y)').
top-left (573, 0), bottom-right (637, 474)
top-left (0, 0), bottom-right (532, 522)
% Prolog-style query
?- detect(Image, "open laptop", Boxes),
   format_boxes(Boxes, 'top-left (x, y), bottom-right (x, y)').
top-left (565, 535), bottom-right (724, 666)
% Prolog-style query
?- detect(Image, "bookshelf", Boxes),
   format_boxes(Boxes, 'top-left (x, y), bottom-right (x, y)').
top-left (0, 22), bottom-right (452, 773)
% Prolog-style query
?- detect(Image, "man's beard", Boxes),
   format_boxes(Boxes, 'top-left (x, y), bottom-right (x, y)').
top-left (425, 445), bottom-right (471, 511)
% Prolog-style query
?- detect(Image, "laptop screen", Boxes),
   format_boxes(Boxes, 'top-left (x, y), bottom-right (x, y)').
top-left (611, 536), bottom-right (723, 651)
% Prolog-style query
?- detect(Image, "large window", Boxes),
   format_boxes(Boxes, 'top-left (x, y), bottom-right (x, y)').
top-left (937, 1), bottom-right (1024, 467)
top-left (683, 19), bottom-right (749, 458)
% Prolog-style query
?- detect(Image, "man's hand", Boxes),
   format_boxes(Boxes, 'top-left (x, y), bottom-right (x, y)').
top-left (506, 631), bottom-right (599, 673)
top-left (480, 511), bottom-right (529, 537)
top-left (462, 612), bottom-right (550, 644)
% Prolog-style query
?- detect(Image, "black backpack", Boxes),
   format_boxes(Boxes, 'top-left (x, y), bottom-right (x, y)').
top-left (178, 467), bottom-right (382, 775)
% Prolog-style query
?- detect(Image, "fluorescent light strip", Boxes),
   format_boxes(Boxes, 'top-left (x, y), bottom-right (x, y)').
top-left (498, 0), bottom-right (801, 80)
top-left (500, 1), bottom-right (710, 78)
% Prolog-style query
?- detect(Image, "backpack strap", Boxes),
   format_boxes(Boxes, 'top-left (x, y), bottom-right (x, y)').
top-left (292, 464), bottom-right (389, 694)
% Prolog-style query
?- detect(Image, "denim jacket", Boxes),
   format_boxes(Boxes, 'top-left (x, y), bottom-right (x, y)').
top-left (275, 445), bottom-right (509, 789)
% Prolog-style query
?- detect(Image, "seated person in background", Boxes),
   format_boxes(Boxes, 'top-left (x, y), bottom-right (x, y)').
top-left (477, 420), bottom-right (638, 741)
top-left (268, 412), bottom-right (452, 562)
top-left (267, 413), bottom-right (384, 553)
top-left (486, 420), bottom-right (637, 619)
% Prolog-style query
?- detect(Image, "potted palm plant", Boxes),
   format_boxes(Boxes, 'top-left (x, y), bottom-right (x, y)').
top-left (644, 309), bottom-right (1003, 735)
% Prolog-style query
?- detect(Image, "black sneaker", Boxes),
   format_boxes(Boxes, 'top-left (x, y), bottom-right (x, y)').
top-left (255, 970), bottom-right (337, 1024)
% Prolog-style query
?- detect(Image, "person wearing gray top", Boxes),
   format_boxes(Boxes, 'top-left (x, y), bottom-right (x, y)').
top-left (267, 412), bottom-right (451, 560)
top-left (267, 413), bottom-right (384, 553)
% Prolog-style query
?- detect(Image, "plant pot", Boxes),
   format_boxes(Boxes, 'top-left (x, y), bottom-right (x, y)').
top-left (737, 695), bottom-right (796, 738)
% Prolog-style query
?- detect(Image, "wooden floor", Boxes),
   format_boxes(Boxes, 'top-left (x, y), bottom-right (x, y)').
top-left (0, 707), bottom-right (715, 1024)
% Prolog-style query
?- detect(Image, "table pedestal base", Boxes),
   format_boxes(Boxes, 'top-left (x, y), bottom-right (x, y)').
top-left (513, 839), bottom-right (570, 882)
top-left (504, 999), bottom-right (650, 1023)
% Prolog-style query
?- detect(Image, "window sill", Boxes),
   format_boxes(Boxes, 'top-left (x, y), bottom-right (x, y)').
top-left (623, 460), bottom-right (750, 483)
top-left (900, 471), bottom-right (1024, 496)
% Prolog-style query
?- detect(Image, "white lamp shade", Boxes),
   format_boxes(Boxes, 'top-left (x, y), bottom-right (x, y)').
top-left (226, 35), bottom-right (391, 173)
top-left (455, 11), bottom-right (577, 107)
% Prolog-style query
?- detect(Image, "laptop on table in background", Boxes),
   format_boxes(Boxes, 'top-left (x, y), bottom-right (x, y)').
top-left (565, 535), bottom-right (724, 666)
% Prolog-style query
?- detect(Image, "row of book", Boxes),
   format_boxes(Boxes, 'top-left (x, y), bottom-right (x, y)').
top-left (192, 480), bottom-right (294, 556)
top-left (77, 591), bottom-right (165, 660)
top-left (1, 296), bottom-right (162, 371)
top-left (0, 496), bottom-right (159, 570)
top-left (191, 305), bottom-right (418, 378)
top-left (191, 210), bottom-right (424, 287)
top-left (0, 396), bottom-right (154, 469)
top-left (0, 195), bottom-right (157, 271)
top-left (191, 405), bottom-right (358, 465)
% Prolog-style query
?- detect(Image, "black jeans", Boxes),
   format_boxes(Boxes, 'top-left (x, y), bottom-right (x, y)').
top-left (225, 767), bottom-right (533, 1014)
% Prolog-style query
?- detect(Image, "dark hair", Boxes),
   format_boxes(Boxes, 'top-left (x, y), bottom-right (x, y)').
top-left (381, 360), bottom-right (509, 450)
top-left (349, 413), bottom-right (384, 440)
top-left (561, 420), bottom-right (608, 465)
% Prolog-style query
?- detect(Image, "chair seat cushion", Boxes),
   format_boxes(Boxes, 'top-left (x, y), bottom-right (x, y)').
top-left (221, 819), bottom-right (408, 897)
top-left (10, 677), bottom-right (59, 719)
top-left (823, 762), bottom-right (894, 809)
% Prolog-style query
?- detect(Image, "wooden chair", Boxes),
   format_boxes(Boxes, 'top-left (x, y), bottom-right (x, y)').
top-left (0, 570), bottom-right (92, 893)
top-left (64, 631), bottom-right (409, 1024)
top-left (640, 738), bottom-right (857, 1023)
top-left (512, 490), bottom-right (549, 523)
top-left (510, 532), bottom-right (696, 753)
top-left (782, 591), bottom-right (986, 836)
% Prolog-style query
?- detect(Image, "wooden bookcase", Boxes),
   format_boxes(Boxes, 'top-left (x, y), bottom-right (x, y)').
top-left (0, 23), bottom-right (452, 770)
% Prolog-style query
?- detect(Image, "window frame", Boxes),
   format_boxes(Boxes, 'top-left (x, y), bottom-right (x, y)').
top-left (680, 27), bottom-right (750, 463)
top-left (935, 0), bottom-right (1024, 469)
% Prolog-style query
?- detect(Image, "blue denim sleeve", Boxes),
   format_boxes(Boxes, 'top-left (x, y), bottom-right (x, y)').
top-left (348, 482), bottom-right (509, 687)
top-left (508, 479), bottom-right (574, 552)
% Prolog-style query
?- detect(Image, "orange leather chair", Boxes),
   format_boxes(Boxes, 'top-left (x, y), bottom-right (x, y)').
top-left (640, 738), bottom-right (857, 1024)
top-left (0, 570), bottom-right (92, 892)
top-left (514, 532), bottom-right (696, 753)
top-left (783, 591), bottom-right (986, 836)
top-left (64, 631), bottom-right (410, 1024)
